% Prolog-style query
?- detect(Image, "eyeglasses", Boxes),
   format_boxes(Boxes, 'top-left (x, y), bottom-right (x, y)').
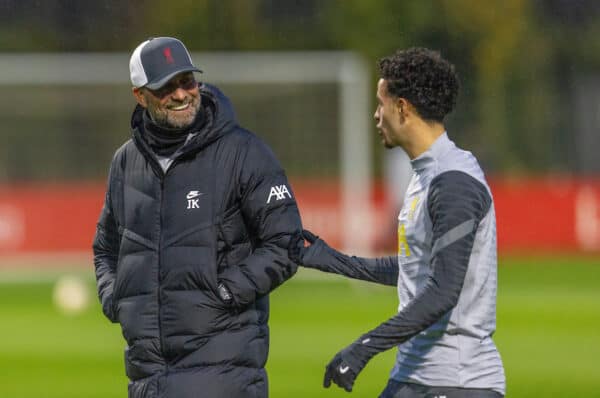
top-left (147, 76), bottom-right (199, 99)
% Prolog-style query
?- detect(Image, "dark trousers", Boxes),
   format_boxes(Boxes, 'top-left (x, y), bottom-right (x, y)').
top-left (379, 380), bottom-right (504, 398)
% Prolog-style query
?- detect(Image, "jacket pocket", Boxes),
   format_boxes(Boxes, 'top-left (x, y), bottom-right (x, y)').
top-left (113, 228), bottom-right (158, 302)
top-left (216, 206), bottom-right (251, 273)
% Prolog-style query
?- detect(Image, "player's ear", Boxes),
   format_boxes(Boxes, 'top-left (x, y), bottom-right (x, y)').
top-left (132, 87), bottom-right (148, 108)
top-left (396, 98), bottom-right (409, 117)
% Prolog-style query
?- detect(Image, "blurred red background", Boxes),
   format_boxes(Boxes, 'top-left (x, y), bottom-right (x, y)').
top-left (2, 176), bottom-right (600, 259)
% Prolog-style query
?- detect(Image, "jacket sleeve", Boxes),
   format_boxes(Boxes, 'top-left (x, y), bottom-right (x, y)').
top-left (341, 171), bottom-right (493, 367)
top-left (217, 136), bottom-right (302, 307)
top-left (300, 238), bottom-right (398, 286)
top-left (92, 160), bottom-right (120, 323)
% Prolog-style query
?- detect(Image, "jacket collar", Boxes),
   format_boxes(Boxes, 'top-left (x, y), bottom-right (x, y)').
top-left (410, 132), bottom-right (453, 172)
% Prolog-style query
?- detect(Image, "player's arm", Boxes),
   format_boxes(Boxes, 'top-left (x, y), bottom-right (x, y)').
top-left (215, 138), bottom-right (302, 308)
top-left (289, 230), bottom-right (398, 286)
top-left (92, 163), bottom-right (120, 323)
top-left (325, 170), bottom-right (492, 391)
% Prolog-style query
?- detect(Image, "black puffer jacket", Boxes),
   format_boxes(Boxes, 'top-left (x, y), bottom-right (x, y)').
top-left (93, 84), bottom-right (301, 398)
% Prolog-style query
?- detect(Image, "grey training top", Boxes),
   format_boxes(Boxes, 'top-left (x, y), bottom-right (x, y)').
top-left (298, 133), bottom-right (506, 394)
top-left (389, 133), bottom-right (505, 394)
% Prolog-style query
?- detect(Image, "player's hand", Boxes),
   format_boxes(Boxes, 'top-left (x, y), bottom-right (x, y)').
top-left (323, 352), bottom-right (358, 392)
top-left (288, 229), bottom-right (319, 264)
top-left (323, 340), bottom-right (373, 393)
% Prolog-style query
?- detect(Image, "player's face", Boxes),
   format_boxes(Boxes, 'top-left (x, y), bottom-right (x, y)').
top-left (374, 79), bottom-right (402, 148)
top-left (133, 72), bottom-right (201, 129)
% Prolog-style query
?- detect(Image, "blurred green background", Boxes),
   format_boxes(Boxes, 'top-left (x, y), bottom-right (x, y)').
top-left (1, 0), bottom-right (600, 178)
top-left (1, 256), bottom-right (599, 397)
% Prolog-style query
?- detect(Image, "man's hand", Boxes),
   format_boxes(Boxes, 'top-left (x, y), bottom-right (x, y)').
top-left (216, 282), bottom-right (234, 305)
top-left (288, 229), bottom-right (319, 264)
top-left (323, 339), bottom-right (375, 392)
top-left (323, 352), bottom-right (358, 392)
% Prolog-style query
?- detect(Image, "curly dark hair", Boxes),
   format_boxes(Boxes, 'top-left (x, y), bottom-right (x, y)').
top-left (378, 47), bottom-right (459, 123)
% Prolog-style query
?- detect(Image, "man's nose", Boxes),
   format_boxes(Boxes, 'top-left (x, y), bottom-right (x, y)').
top-left (170, 87), bottom-right (188, 101)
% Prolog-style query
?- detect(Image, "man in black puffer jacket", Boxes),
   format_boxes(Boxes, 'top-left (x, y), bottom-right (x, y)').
top-left (93, 37), bottom-right (302, 398)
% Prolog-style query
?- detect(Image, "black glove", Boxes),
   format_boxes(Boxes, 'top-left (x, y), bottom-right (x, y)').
top-left (323, 352), bottom-right (357, 392)
top-left (288, 229), bottom-right (319, 264)
top-left (323, 337), bottom-right (376, 392)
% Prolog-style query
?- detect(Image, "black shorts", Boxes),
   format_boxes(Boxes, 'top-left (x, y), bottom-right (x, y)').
top-left (379, 380), bottom-right (504, 398)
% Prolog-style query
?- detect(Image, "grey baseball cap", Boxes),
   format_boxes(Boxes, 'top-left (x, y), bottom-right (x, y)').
top-left (129, 37), bottom-right (202, 90)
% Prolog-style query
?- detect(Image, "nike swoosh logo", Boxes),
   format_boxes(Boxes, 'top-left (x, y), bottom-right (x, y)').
top-left (186, 191), bottom-right (203, 199)
top-left (339, 365), bottom-right (350, 374)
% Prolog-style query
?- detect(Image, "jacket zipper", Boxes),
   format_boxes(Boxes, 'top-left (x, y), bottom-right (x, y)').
top-left (158, 177), bottom-right (168, 374)
top-left (158, 162), bottom-right (179, 370)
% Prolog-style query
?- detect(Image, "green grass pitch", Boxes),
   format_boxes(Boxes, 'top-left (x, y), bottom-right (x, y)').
top-left (0, 255), bottom-right (599, 397)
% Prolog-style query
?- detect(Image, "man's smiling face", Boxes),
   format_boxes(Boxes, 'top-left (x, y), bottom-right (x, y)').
top-left (133, 72), bottom-right (201, 128)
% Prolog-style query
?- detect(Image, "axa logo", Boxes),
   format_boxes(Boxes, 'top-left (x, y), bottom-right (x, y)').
top-left (267, 185), bottom-right (292, 204)
top-left (398, 223), bottom-right (410, 257)
top-left (408, 197), bottom-right (419, 221)
top-left (186, 190), bottom-right (203, 209)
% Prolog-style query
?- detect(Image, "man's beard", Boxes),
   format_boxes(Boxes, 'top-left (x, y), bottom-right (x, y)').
top-left (147, 98), bottom-right (201, 129)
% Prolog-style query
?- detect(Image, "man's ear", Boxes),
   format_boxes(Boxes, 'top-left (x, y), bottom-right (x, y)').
top-left (395, 98), bottom-right (409, 116)
top-left (132, 87), bottom-right (147, 108)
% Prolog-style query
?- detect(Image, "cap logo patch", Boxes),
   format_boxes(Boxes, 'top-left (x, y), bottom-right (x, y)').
top-left (163, 47), bottom-right (174, 64)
